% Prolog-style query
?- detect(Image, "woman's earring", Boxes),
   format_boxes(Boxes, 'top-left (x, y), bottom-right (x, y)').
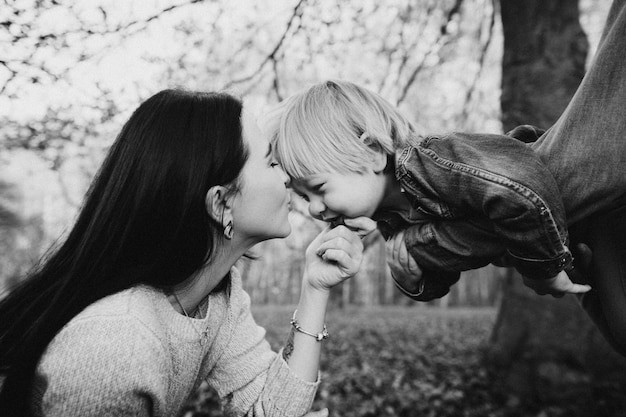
top-left (224, 221), bottom-right (234, 240)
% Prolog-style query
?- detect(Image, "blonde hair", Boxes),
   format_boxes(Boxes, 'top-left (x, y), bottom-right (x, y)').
top-left (264, 80), bottom-right (416, 179)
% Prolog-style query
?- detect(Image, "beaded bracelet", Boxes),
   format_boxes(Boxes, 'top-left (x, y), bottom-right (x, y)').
top-left (290, 309), bottom-right (329, 342)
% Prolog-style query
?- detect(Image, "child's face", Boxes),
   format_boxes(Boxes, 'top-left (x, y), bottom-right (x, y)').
top-left (290, 168), bottom-right (387, 224)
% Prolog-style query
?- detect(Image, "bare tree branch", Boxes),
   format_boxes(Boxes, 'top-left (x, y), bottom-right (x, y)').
top-left (72, 0), bottom-right (208, 36)
top-left (392, 3), bottom-right (435, 95)
top-left (460, 0), bottom-right (496, 122)
top-left (271, 58), bottom-right (283, 101)
top-left (54, 169), bottom-right (82, 209)
top-left (396, 0), bottom-right (465, 106)
top-left (1, 0), bottom-right (212, 93)
top-left (221, 0), bottom-right (306, 90)
top-left (0, 60), bottom-right (18, 95)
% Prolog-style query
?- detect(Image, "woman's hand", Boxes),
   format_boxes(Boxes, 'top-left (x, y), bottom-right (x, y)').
top-left (523, 270), bottom-right (592, 298)
top-left (304, 224), bottom-right (365, 291)
top-left (342, 216), bottom-right (377, 237)
top-left (385, 229), bottom-right (423, 294)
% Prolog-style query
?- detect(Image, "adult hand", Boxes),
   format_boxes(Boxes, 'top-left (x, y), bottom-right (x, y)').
top-left (304, 225), bottom-right (364, 291)
top-left (523, 269), bottom-right (591, 298)
top-left (385, 229), bottom-right (423, 294)
top-left (568, 243), bottom-right (593, 284)
top-left (342, 216), bottom-right (377, 237)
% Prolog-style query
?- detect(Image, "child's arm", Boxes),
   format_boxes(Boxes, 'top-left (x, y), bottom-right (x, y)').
top-left (523, 243), bottom-right (592, 297)
top-left (523, 271), bottom-right (591, 297)
top-left (398, 132), bottom-right (572, 280)
top-left (385, 229), bottom-right (460, 301)
top-left (386, 230), bottom-right (423, 294)
top-left (387, 226), bottom-right (588, 299)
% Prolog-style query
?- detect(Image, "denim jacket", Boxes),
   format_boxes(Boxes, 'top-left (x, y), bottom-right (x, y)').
top-left (375, 131), bottom-right (573, 301)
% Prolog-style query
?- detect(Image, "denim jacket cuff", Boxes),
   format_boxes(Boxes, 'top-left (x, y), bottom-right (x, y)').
top-left (508, 248), bottom-right (573, 280)
top-left (392, 268), bottom-right (460, 302)
top-left (391, 273), bottom-right (426, 298)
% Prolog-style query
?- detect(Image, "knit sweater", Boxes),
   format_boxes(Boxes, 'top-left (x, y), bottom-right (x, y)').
top-left (31, 268), bottom-right (318, 416)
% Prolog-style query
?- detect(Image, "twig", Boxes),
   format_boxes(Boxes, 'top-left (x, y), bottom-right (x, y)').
top-left (222, 0), bottom-right (306, 90)
top-left (396, 0), bottom-right (465, 105)
top-left (460, 0), bottom-right (496, 121)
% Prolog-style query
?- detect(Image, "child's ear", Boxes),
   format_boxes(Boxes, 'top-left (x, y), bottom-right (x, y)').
top-left (371, 147), bottom-right (389, 174)
top-left (205, 185), bottom-right (233, 228)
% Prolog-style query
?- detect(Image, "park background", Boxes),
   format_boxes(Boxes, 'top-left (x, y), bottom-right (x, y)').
top-left (2, 0), bottom-right (626, 416)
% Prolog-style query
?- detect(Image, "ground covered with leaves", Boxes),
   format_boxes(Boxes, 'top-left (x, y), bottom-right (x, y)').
top-left (182, 305), bottom-right (626, 417)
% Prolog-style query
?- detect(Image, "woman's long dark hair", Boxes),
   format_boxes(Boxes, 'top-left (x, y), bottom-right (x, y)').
top-left (0, 89), bottom-right (248, 415)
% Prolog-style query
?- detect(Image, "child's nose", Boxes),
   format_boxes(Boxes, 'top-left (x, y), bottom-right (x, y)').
top-left (308, 198), bottom-right (326, 219)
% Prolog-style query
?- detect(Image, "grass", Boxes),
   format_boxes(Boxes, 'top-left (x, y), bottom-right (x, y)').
top-left (182, 305), bottom-right (626, 417)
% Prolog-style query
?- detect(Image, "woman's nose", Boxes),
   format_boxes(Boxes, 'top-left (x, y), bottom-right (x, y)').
top-left (279, 167), bottom-right (290, 187)
top-left (308, 198), bottom-right (326, 219)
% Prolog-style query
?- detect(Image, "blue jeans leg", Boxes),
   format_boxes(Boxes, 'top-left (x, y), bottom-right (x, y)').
top-left (532, 0), bottom-right (626, 225)
top-left (532, 0), bottom-right (626, 355)
top-left (586, 204), bottom-right (626, 355)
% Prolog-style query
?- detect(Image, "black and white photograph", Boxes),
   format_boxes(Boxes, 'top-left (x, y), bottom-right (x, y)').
top-left (1, 0), bottom-right (626, 416)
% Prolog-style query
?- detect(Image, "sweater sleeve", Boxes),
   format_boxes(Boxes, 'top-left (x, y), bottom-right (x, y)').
top-left (34, 315), bottom-right (170, 417)
top-left (207, 284), bottom-right (318, 417)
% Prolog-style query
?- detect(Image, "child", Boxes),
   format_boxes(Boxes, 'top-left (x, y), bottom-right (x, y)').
top-left (266, 79), bottom-right (584, 297)
top-left (265, 0), bottom-right (626, 355)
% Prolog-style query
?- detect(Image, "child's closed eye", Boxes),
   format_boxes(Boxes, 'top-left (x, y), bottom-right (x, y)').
top-left (295, 192), bottom-right (309, 202)
top-left (311, 183), bottom-right (326, 193)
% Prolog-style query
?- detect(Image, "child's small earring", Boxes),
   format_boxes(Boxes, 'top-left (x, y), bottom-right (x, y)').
top-left (224, 221), bottom-right (234, 240)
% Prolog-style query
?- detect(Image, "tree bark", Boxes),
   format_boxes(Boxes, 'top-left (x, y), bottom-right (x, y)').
top-left (489, 0), bottom-right (626, 403)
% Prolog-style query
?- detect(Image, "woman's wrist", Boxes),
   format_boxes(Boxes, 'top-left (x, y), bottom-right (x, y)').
top-left (281, 277), bottom-right (330, 382)
top-left (301, 269), bottom-right (334, 294)
top-left (298, 279), bottom-right (330, 318)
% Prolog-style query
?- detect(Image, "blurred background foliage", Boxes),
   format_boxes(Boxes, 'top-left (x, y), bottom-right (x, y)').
top-left (0, 0), bottom-right (610, 307)
top-left (1, 0), bottom-right (515, 303)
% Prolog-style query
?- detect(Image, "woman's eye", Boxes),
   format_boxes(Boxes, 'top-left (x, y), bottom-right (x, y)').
top-left (270, 161), bottom-right (280, 168)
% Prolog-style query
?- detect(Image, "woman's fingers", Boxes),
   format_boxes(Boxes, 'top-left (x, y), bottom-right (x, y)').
top-left (304, 225), bottom-right (366, 289)
top-left (317, 226), bottom-right (363, 252)
top-left (311, 226), bottom-right (364, 273)
top-left (318, 224), bottom-right (356, 241)
top-left (319, 249), bottom-right (353, 270)
top-left (342, 217), bottom-right (377, 237)
top-left (316, 235), bottom-right (360, 256)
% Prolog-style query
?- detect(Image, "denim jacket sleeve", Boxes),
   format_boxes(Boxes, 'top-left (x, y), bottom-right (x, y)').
top-left (397, 132), bottom-right (572, 279)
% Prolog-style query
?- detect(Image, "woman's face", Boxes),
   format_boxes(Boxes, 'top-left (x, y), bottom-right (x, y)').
top-left (230, 109), bottom-right (292, 244)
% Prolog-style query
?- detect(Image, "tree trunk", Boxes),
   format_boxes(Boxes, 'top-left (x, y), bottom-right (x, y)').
top-left (489, 0), bottom-right (626, 403)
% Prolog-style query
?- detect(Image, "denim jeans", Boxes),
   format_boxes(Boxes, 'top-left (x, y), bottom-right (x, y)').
top-left (532, 0), bottom-right (626, 225)
top-left (532, 0), bottom-right (626, 355)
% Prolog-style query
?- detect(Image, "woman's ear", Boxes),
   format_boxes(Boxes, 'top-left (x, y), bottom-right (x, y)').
top-left (205, 185), bottom-right (233, 228)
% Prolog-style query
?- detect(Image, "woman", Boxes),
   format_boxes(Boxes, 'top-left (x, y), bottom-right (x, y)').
top-left (0, 89), bottom-right (367, 416)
